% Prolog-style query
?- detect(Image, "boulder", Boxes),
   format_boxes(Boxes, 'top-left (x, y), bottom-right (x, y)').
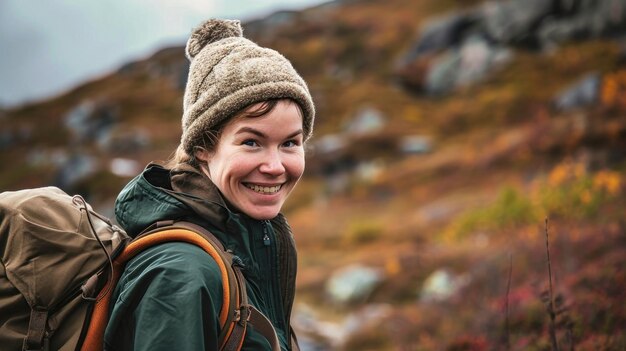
top-left (292, 304), bottom-right (343, 349)
top-left (97, 127), bottom-right (150, 154)
top-left (326, 264), bottom-right (384, 304)
top-left (54, 153), bottom-right (98, 189)
top-left (64, 100), bottom-right (119, 144)
top-left (0, 130), bottom-right (13, 150)
top-left (292, 303), bottom-right (392, 349)
top-left (420, 268), bottom-right (471, 302)
top-left (345, 106), bottom-right (386, 135)
top-left (538, 0), bottom-right (626, 47)
top-left (27, 149), bottom-right (68, 168)
top-left (109, 158), bottom-right (141, 177)
top-left (456, 36), bottom-right (512, 87)
top-left (343, 304), bottom-right (392, 336)
top-left (554, 72), bottom-right (601, 110)
top-left (481, 0), bottom-right (555, 46)
top-left (399, 135), bottom-right (432, 154)
top-left (313, 134), bottom-right (347, 155)
top-left (425, 35), bottom-right (512, 95)
top-left (398, 0), bottom-right (626, 95)
top-left (402, 12), bottom-right (479, 63)
top-left (425, 51), bottom-right (460, 95)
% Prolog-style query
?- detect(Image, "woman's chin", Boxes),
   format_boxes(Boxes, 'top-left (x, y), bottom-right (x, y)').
top-left (247, 209), bottom-right (280, 220)
top-left (240, 204), bottom-right (281, 220)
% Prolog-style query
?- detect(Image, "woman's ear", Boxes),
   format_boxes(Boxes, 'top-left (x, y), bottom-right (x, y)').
top-left (194, 147), bottom-right (211, 163)
top-left (194, 147), bottom-right (212, 178)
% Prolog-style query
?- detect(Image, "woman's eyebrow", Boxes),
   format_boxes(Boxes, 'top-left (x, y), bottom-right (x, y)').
top-left (235, 127), bottom-right (303, 139)
top-left (286, 129), bottom-right (304, 139)
top-left (235, 127), bottom-right (266, 138)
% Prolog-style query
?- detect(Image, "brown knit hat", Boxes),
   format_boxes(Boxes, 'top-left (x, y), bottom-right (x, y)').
top-left (181, 19), bottom-right (315, 154)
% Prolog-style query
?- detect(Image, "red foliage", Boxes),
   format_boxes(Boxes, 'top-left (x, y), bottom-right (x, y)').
top-left (445, 335), bottom-right (489, 351)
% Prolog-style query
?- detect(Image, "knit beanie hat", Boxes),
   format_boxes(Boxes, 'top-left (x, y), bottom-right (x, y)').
top-left (181, 19), bottom-right (315, 155)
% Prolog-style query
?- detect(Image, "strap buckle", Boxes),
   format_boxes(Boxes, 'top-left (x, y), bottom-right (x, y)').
top-left (233, 305), bottom-right (252, 325)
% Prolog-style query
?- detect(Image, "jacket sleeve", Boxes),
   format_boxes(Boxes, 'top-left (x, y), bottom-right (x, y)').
top-left (104, 242), bottom-right (223, 351)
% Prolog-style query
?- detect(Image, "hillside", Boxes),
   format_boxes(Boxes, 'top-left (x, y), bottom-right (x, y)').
top-left (1, 0), bottom-right (625, 350)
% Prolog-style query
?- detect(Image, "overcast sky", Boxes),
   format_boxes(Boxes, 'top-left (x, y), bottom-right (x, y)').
top-left (0, 0), bottom-right (326, 108)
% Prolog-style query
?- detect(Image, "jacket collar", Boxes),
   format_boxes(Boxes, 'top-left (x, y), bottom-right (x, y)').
top-left (168, 162), bottom-right (231, 227)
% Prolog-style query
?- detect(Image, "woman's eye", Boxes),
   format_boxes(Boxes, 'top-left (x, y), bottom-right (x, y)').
top-left (243, 139), bottom-right (258, 147)
top-left (283, 140), bottom-right (298, 147)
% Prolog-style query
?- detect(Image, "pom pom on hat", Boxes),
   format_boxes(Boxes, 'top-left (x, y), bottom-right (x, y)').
top-left (185, 19), bottom-right (243, 60)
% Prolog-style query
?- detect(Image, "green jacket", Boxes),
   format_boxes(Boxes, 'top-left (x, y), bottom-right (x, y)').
top-left (103, 163), bottom-right (298, 351)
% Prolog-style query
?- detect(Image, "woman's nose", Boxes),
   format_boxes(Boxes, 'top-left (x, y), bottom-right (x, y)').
top-left (259, 150), bottom-right (285, 175)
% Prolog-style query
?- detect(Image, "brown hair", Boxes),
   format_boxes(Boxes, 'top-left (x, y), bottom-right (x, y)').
top-left (167, 99), bottom-right (303, 168)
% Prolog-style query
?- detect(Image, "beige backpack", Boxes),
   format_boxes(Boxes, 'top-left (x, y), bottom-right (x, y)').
top-left (0, 187), bottom-right (281, 351)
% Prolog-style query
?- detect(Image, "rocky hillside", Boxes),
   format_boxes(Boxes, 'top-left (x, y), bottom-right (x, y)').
top-left (2, 0), bottom-right (625, 350)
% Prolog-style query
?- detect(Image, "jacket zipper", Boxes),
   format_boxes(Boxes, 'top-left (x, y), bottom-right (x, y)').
top-left (262, 220), bottom-right (287, 338)
top-left (263, 221), bottom-right (271, 246)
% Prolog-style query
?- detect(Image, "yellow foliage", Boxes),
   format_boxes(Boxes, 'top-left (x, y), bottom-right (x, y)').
top-left (403, 105), bottom-right (423, 122)
top-left (601, 70), bottom-right (626, 109)
top-left (538, 162), bottom-right (621, 219)
top-left (548, 163), bottom-right (570, 186)
top-left (442, 162), bottom-right (624, 241)
top-left (593, 170), bottom-right (622, 195)
top-left (547, 160), bottom-right (586, 187)
top-left (385, 257), bottom-right (401, 276)
top-left (344, 218), bottom-right (384, 245)
top-left (580, 190), bottom-right (593, 205)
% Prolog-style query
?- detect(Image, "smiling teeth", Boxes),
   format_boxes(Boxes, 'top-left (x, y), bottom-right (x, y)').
top-left (246, 184), bottom-right (281, 194)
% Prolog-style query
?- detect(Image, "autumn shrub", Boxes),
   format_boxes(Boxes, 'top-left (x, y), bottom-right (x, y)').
top-left (344, 218), bottom-right (384, 245)
top-left (442, 161), bottom-right (623, 241)
top-left (442, 186), bottom-right (537, 241)
top-left (445, 335), bottom-right (489, 351)
top-left (534, 161), bottom-right (622, 220)
top-left (601, 69), bottom-right (626, 111)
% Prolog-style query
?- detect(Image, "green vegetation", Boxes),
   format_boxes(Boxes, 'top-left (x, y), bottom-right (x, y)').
top-left (444, 164), bottom-right (623, 241)
top-left (443, 186), bottom-right (537, 241)
top-left (344, 217), bottom-right (384, 245)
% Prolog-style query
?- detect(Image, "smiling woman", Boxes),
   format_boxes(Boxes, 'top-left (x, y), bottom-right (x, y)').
top-left (104, 19), bottom-right (314, 351)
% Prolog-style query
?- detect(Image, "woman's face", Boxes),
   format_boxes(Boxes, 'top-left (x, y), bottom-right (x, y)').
top-left (198, 100), bottom-right (305, 220)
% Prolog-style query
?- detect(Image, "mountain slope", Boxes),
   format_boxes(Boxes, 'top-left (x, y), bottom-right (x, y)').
top-left (2, 0), bottom-right (625, 349)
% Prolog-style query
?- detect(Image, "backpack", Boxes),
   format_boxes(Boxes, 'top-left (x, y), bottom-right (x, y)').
top-left (0, 186), bottom-right (281, 351)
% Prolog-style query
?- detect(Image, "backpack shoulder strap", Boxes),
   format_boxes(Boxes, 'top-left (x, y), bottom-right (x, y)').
top-left (152, 222), bottom-right (280, 351)
top-left (80, 221), bottom-right (280, 351)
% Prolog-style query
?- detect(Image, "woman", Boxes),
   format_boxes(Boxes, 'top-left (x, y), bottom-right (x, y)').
top-left (103, 19), bottom-right (315, 351)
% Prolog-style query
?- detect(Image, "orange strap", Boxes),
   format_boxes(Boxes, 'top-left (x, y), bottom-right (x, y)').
top-left (80, 229), bottom-right (232, 351)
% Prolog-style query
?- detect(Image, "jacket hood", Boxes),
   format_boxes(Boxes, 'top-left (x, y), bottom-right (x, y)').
top-left (115, 163), bottom-right (230, 237)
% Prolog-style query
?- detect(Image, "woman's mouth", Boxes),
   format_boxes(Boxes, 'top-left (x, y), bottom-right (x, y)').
top-left (244, 183), bottom-right (282, 194)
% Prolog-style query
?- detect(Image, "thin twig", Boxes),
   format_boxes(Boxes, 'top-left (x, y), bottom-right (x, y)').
top-left (567, 326), bottom-right (574, 351)
top-left (545, 218), bottom-right (559, 351)
top-left (505, 253), bottom-right (512, 351)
